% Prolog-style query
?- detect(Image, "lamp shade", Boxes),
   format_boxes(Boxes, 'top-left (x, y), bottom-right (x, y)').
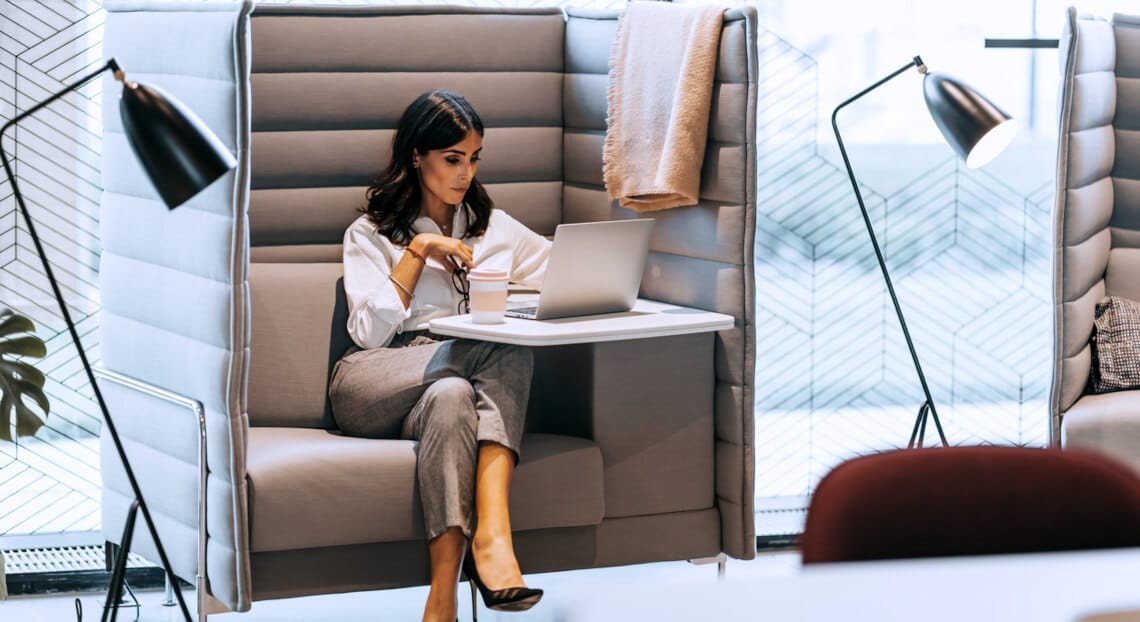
top-left (119, 81), bottom-right (236, 209)
top-left (923, 72), bottom-right (1017, 169)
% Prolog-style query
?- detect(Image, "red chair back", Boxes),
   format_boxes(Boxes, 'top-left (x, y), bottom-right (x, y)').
top-left (800, 446), bottom-right (1140, 564)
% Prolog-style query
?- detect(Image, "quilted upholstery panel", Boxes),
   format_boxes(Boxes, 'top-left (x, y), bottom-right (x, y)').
top-left (247, 9), bottom-right (566, 243)
top-left (101, 0), bottom-right (254, 611)
top-left (1053, 9), bottom-right (1117, 434)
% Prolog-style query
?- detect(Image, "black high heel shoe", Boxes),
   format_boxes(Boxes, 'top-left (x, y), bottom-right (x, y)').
top-left (461, 551), bottom-right (543, 612)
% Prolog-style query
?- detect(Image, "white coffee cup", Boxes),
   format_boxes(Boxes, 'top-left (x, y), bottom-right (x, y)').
top-left (467, 268), bottom-right (509, 324)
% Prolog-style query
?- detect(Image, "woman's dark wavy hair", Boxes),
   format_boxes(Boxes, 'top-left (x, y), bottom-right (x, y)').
top-left (363, 90), bottom-right (492, 245)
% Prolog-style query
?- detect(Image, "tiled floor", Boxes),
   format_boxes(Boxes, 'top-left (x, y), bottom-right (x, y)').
top-left (2, 552), bottom-right (800, 621)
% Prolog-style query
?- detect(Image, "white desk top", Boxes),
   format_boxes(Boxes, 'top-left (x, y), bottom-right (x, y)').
top-left (551, 547), bottom-right (1140, 621)
top-left (428, 298), bottom-right (734, 346)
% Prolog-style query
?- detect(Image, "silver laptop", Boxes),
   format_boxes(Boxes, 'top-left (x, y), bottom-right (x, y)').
top-left (505, 219), bottom-right (655, 320)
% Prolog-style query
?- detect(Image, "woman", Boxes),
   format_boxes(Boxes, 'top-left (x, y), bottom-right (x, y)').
top-left (330, 90), bottom-right (550, 622)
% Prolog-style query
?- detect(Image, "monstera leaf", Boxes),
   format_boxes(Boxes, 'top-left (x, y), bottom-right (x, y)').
top-left (0, 308), bottom-right (49, 442)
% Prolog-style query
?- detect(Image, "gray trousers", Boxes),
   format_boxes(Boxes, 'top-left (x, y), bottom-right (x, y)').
top-left (329, 336), bottom-right (533, 540)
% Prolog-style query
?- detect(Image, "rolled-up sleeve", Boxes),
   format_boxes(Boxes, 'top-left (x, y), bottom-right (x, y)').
top-left (480, 210), bottom-right (550, 288)
top-left (343, 223), bottom-right (411, 349)
top-left (511, 221), bottom-right (551, 288)
top-left (471, 210), bottom-right (551, 288)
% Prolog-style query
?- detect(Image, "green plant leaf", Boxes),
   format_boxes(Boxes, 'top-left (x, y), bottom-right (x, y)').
top-left (0, 378), bottom-right (48, 439)
top-left (0, 336), bottom-right (47, 358)
top-left (14, 398), bottom-right (44, 437)
top-left (0, 360), bottom-right (45, 389)
top-left (0, 393), bottom-right (12, 443)
top-left (0, 309), bottom-right (50, 442)
top-left (14, 379), bottom-right (49, 414)
top-left (0, 312), bottom-right (34, 339)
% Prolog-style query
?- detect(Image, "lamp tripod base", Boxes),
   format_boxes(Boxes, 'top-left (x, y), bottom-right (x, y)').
top-left (908, 399), bottom-right (949, 448)
top-left (102, 501), bottom-right (141, 622)
top-left (101, 500), bottom-right (191, 622)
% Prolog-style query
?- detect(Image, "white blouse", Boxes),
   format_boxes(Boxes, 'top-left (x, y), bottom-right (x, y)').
top-left (343, 206), bottom-right (552, 349)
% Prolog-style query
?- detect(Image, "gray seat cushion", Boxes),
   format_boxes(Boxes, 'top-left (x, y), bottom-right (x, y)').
top-left (1063, 391), bottom-right (1140, 473)
top-left (246, 429), bottom-right (604, 552)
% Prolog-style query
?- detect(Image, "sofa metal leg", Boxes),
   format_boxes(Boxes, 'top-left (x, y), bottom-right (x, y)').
top-left (163, 574), bottom-right (175, 607)
top-left (196, 576), bottom-right (211, 622)
top-left (688, 553), bottom-right (727, 580)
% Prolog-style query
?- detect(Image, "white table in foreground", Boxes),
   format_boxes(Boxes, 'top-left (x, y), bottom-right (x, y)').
top-left (428, 298), bottom-right (734, 346)
top-left (550, 547), bottom-right (1140, 622)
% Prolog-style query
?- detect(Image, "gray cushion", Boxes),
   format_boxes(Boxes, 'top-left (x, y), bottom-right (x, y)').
top-left (246, 429), bottom-right (604, 552)
top-left (248, 262), bottom-right (349, 428)
top-left (1063, 391), bottom-right (1140, 473)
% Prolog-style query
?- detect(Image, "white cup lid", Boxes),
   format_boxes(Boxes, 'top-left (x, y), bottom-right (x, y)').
top-left (467, 268), bottom-right (508, 282)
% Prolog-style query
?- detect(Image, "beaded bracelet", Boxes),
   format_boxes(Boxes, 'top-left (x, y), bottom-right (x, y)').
top-left (405, 246), bottom-right (426, 264)
top-left (388, 274), bottom-right (413, 300)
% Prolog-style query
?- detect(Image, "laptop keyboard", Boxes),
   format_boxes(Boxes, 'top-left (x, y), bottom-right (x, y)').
top-left (504, 305), bottom-right (538, 319)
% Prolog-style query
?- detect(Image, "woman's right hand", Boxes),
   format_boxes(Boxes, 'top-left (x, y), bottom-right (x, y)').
top-left (410, 233), bottom-right (476, 272)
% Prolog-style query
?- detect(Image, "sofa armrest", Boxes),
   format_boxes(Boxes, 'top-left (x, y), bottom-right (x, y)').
top-left (94, 367), bottom-right (206, 589)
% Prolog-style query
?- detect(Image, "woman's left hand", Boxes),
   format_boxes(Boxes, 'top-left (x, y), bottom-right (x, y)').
top-left (411, 233), bottom-right (476, 271)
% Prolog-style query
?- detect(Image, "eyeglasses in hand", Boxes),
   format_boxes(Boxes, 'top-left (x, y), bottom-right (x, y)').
top-left (451, 266), bottom-right (470, 315)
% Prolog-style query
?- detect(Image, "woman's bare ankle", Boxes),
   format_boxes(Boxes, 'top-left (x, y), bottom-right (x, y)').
top-left (471, 531), bottom-right (524, 589)
top-left (472, 527), bottom-right (508, 552)
top-left (422, 588), bottom-right (457, 622)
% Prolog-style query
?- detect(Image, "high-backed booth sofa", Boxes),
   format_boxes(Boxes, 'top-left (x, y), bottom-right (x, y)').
top-left (1053, 8), bottom-right (1140, 470)
top-left (97, 1), bottom-right (758, 618)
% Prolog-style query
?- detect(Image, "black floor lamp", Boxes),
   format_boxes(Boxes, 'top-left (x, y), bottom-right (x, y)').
top-left (832, 55), bottom-right (1017, 449)
top-left (0, 58), bottom-right (235, 621)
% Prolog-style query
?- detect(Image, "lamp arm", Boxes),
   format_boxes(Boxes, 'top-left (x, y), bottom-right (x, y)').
top-left (0, 59), bottom-right (194, 621)
top-left (0, 60), bottom-right (119, 141)
top-left (830, 55), bottom-right (949, 448)
top-left (832, 56), bottom-right (924, 118)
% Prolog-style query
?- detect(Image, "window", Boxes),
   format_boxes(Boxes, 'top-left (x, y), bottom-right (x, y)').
top-left (740, 0), bottom-right (1116, 535)
top-left (1, 1), bottom-right (106, 540)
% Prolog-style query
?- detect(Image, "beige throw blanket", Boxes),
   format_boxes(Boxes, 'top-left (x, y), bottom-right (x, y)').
top-left (603, 2), bottom-right (725, 212)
